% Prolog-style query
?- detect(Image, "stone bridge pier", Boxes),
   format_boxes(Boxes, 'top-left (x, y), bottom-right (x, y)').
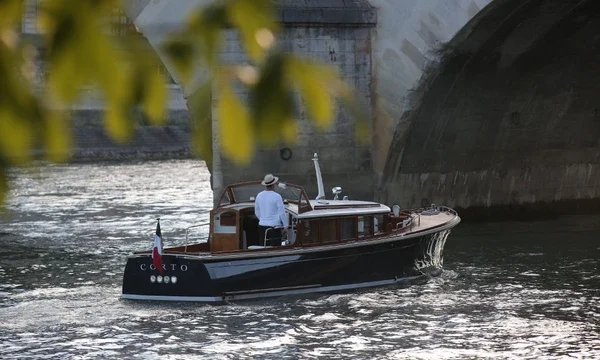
top-left (129, 0), bottom-right (600, 218)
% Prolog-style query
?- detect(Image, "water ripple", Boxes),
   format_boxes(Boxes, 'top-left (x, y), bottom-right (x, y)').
top-left (1, 160), bottom-right (599, 359)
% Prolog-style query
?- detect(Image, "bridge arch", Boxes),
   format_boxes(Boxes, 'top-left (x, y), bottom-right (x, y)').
top-left (380, 0), bottom-right (600, 218)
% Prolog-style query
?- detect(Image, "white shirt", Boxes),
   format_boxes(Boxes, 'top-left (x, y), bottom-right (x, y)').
top-left (255, 190), bottom-right (289, 227)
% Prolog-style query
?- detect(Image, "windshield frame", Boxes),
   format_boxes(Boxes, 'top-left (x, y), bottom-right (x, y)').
top-left (216, 181), bottom-right (313, 213)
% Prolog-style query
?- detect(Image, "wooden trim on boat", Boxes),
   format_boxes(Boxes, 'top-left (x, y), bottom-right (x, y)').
top-left (196, 212), bottom-right (417, 255)
top-left (298, 189), bottom-right (313, 214)
top-left (214, 181), bottom-right (315, 213)
top-left (228, 180), bottom-right (261, 188)
top-left (209, 209), bottom-right (214, 249)
top-left (129, 215), bottom-right (460, 260)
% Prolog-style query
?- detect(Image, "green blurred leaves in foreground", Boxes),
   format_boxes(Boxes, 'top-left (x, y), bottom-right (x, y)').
top-left (0, 0), bottom-right (369, 204)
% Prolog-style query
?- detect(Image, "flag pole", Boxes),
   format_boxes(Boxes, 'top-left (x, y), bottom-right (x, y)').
top-left (153, 217), bottom-right (163, 274)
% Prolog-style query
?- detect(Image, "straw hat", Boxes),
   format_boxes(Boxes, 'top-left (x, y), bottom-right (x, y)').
top-left (261, 174), bottom-right (279, 186)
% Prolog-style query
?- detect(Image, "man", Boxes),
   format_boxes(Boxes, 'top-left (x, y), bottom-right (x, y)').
top-left (255, 174), bottom-right (289, 246)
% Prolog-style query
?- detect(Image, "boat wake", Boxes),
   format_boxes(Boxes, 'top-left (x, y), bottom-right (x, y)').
top-left (414, 230), bottom-right (450, 272)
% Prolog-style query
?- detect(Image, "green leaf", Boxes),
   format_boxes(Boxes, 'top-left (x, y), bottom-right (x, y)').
top-left (188, 81), bottom-right (213, 160)
top-left (0, 165), bottom-right (6, 205)
top-left (249, 53), bottom-right (294, 147)
top-left (44, 109), bottom-right (72, 162)
top-left (197, 24), bottom-right (221, 67)
top-left (287, 57), bottom-right (335, 130)
top-left (187, 4), bottom-right (226, 67)
top-left (280, 117), bottom-right (298, 145)
top-left (89, 0), bottom-right (121, 11)
top-left (47, 45), bottom-right (84, 102)
top-left (0, 108), bottom-right (33, 164)
top-left (0, 0), bottom-right (23, 27)
top-left (142, 68), bottom-right (166, 125)
top-left (228, 0), bottom-right (278, 63)
top-left (45, 12), bottom-right (83, 102)
top-left (162, 38), bottom-right (194, 84)
top-left (217, 84), bottom-right (254, 164)
top-left (105, 103), bottom-right (133, 143)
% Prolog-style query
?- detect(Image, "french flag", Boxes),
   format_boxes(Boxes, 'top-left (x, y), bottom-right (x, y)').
top-left (152, 219), bottom-right (163, 274)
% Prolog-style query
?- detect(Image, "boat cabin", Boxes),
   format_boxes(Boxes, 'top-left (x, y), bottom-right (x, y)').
top-left (206, 181), bottom-right (400, 253)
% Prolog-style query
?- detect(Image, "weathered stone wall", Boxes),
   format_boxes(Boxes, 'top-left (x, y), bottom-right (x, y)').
top-left (68, 108), bottom-right (191, 162)
top-left (41, 84), bottom-right (192, 162)
top-left (64, 86), bottom-right (192, 161)
top-left (213, 1), bottom-right (376, 199)
top-left (213, 22), bottom-right (375, 201)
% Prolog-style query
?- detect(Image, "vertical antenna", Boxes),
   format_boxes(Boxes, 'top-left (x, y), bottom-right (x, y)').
top-left (312, 153), bottom-right (325, 200)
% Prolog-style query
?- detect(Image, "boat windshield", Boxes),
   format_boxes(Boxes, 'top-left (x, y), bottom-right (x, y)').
top-left (220, 181), bottom-right (309, 207)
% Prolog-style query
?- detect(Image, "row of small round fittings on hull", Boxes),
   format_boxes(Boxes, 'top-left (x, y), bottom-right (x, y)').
top-left (150, 275), bottom-right (178, 284)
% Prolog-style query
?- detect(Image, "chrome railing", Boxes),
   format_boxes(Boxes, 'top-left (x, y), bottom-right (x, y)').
top-left (411, 213), bottom-right (421, 227)
top-left (185, 223), bottom-right (210, 242)
top-left (395, 217), bottom-right (412, 230)
top-left (394, 211), bottom-right (420, 231)
top-left (437, 205), bottom-right (458, 216)
top-left (393, 204), bottom-right (457, 231)
top-left (263, 226), bottom-right (289, 247)
top-left (418, 204), bottom-right (458, 217)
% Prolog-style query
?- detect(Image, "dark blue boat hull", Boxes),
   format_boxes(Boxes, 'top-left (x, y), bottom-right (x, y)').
top-left (121, 229), bottom-right (451, 302)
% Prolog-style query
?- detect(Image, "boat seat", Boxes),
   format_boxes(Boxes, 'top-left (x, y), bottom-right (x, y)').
top-left (248, 245), bottom-right (273, 250)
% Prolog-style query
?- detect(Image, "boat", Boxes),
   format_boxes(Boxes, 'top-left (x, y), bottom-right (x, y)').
top-left (121, 153), bottom-right (461, 302)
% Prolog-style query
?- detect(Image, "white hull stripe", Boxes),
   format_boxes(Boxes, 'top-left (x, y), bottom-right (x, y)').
top-left (120, 275), bottom-right (423, 303)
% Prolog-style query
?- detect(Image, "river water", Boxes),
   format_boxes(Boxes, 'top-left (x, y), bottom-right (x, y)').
top-left (0, 160), bottom-right (598, 359)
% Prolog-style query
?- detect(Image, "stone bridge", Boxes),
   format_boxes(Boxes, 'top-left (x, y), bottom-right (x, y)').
top-left (124, 0), bottom-right (600, 217)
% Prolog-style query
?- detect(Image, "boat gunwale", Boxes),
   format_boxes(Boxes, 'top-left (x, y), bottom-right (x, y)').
top-left (128, 214), bottom-right (461, 261)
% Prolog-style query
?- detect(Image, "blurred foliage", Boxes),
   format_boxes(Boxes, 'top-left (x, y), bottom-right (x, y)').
top-left (0, 0), bottom-right (369, 204)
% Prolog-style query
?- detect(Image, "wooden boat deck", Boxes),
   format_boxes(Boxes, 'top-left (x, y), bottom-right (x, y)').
top-left (408, 211), bottom-right (457, 234)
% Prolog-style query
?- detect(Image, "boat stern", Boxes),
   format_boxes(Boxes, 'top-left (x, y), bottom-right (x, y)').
top-left (121, 254), bottom-right (219, 302)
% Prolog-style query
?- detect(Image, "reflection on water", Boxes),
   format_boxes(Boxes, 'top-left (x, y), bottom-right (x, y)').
top-left (0, 160), bottom-right (599, 359)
